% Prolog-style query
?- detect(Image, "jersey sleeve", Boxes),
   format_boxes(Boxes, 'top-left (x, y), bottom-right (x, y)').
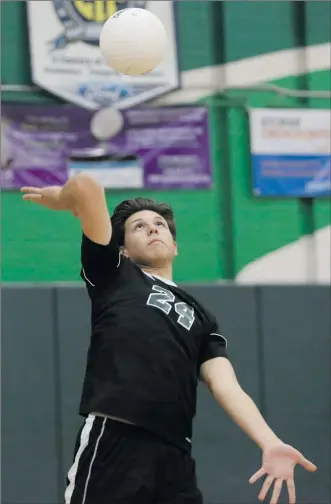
top-left (199, 319), bottom-right (228, 366)
top-left (80, 232), bottom-right (122, 289)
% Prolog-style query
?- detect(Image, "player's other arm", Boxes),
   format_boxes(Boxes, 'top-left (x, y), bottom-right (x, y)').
top-left (199, 329), bottom-right (316, 504)
top-left (198, 324), bottom-right (281, 449)
top-left (200, 356), bottom-right (281, 450)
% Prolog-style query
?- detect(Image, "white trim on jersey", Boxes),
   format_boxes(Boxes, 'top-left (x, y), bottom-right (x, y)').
top-left (81, 267), bottom-right (95, 287)
top-left (65, 415), bottom-right (95, 503)
top-left (210, 332), bottom-right (228, 348)
top-left (143, 271), bottom-right (177, 287)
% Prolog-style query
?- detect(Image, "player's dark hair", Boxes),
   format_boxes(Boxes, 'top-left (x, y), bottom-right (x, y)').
top-left (111, 197), bottom-right (176, 246)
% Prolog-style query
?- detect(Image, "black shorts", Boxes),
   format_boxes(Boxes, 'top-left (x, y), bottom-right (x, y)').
top-left (65, 415), bottom-right (203, 504)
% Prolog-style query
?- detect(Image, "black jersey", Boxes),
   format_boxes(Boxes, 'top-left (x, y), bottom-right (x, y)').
top-left (79, 233), bottom-right (228, 450)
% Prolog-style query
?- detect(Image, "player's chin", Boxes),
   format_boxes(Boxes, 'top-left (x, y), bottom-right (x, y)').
top-left (146, 249), bottom-right (172, 263)
top-left (148, 250), bottom-right (167, 261)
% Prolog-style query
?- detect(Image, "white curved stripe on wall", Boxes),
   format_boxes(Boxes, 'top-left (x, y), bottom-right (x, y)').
top-left (154, 43), bottom-right (331, 105)
top-left (236, 226), bottom-right (331, 285)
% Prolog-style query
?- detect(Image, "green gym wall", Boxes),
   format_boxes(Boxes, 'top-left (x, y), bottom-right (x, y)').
top-left (1, 1), bottom-right (330, 283)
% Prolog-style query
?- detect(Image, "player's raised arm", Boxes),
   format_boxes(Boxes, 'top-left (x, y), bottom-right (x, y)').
top-left (21, 173), bottom-right (111, 245)
top-left (21, 175), bottom-right (122, 288)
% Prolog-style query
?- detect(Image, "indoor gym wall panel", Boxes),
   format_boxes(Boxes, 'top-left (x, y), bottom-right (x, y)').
top-left (260, 286), bottom-right (331, 504)
top-left (55, 286), bottom-right (91, 487)
top-left (1, 287), bottom-right (60, 504)
top-left (1, 285), bottom-right (329, 503)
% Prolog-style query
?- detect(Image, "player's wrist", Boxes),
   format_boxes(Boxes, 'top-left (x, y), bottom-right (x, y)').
top-left (59, 180), bottom-right (82, 211)
top-left (57, 186), bottom-right (73, 210)
top-left (260, 436), bottom-right (284, 452)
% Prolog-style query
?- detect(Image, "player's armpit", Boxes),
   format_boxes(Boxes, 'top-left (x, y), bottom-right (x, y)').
top-left (198, 328), bottom-right (228, 380)
top-left (63, 173), bottom-right (111, 246)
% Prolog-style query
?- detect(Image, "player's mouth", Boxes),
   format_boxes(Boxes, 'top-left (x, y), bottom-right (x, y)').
top-left (149, 239), bottom-right (164, 246)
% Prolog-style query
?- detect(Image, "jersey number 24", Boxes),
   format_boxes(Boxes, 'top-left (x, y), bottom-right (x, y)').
top-left (147, 285), bottom-right (195, 330)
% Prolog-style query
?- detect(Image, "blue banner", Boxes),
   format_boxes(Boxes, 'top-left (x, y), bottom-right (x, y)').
top-left (250, 108), bottom-right (331, 198)
top-left (252, 154), bottom-right (331, 197)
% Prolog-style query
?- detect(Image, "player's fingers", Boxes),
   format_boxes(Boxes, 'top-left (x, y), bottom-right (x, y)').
top-left (258, 475), bottom-right (274, 501)
top-left (20, 186), bottom-right (42, 194)
top-left (286, 478), bottom-right (296, 504)
top-left (270, 479), bottom-right (283, 504)
top-left (249, 468), bottom-right (266, 484)
top-left (299, 456), bottom-right (317, 472)
top-left (22, 194), bottom-right (43, 202)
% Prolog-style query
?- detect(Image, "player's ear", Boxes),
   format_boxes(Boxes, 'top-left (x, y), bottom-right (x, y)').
top-left (120, 246), bottom-right (129, 258)
top-left (174, 242), bottom-right (178, 257)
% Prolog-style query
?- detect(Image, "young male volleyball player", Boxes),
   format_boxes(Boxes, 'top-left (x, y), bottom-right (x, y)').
top-left (22, 174), bottom-right (316, 504)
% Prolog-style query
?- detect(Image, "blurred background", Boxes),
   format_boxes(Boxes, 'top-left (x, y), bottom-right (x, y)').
top-left (1, 1), bottom-right (330, 504)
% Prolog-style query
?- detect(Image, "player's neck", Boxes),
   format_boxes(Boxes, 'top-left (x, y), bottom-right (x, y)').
top-left (142, 265), bottom-right (173, 282)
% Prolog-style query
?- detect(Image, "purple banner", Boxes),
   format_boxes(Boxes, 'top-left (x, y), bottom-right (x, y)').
top-left (1, 104), bottom-right (212, 190)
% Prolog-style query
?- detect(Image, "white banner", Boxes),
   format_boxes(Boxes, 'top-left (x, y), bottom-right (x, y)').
top-left (27, 0), bottom-right (179, 110)
top-left (250, 108), bottom-right (331, 155)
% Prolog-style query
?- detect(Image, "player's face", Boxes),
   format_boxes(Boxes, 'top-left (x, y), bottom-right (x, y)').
top-left (123, 210), bottom-right (178, 266)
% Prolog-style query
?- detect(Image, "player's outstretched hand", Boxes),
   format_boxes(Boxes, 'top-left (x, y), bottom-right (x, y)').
top-left (21, 186), bottom-right (65, 210)
top-left (249, 443), bottom-right (317, 504)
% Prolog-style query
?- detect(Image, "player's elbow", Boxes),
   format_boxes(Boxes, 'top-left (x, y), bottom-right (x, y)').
top-left (66, 173), bottom-right (105, 206)
top-left (71, 173), bottom-right (104, 196)
top-left (66, 174), bottom-right (111, 245)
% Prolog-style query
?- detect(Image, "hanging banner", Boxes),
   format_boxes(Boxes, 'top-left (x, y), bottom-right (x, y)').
top-left (250, 108), bottom-right (331, 197)
top-left (0, 105), bottom-right (212, 190)
top-left (27, 1), bottom-right (179, 109)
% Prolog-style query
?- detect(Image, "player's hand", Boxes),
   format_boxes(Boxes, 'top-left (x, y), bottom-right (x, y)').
top-left (21, 186), bottom-right (65, 210)
top-left (249, 443), bottom-right (317, 504)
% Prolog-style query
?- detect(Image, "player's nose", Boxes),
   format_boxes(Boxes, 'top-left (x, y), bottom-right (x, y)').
top-left (148, 225), bottom-right (159, 235)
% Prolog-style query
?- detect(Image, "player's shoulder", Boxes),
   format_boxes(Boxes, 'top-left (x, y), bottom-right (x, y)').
top-left (111, 257), bottom-right (147, 287)
top-left (85, 256), bottom-right (145, 297)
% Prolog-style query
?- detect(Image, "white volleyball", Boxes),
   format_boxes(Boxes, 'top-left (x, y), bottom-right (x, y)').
top-left (99, 8), bottom-right (168, 76)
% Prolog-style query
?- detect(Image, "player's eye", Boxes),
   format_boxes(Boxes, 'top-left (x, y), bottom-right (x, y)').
top-left (156, 221), bottom-right (165, 227)
top-left (135, 223), bottom-right (144, 230)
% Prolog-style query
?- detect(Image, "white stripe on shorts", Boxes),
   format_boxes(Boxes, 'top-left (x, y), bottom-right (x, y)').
top-left (82, 417), bottom-right (107, 504)
top-left (65, 415), bottom-right (95, 504)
